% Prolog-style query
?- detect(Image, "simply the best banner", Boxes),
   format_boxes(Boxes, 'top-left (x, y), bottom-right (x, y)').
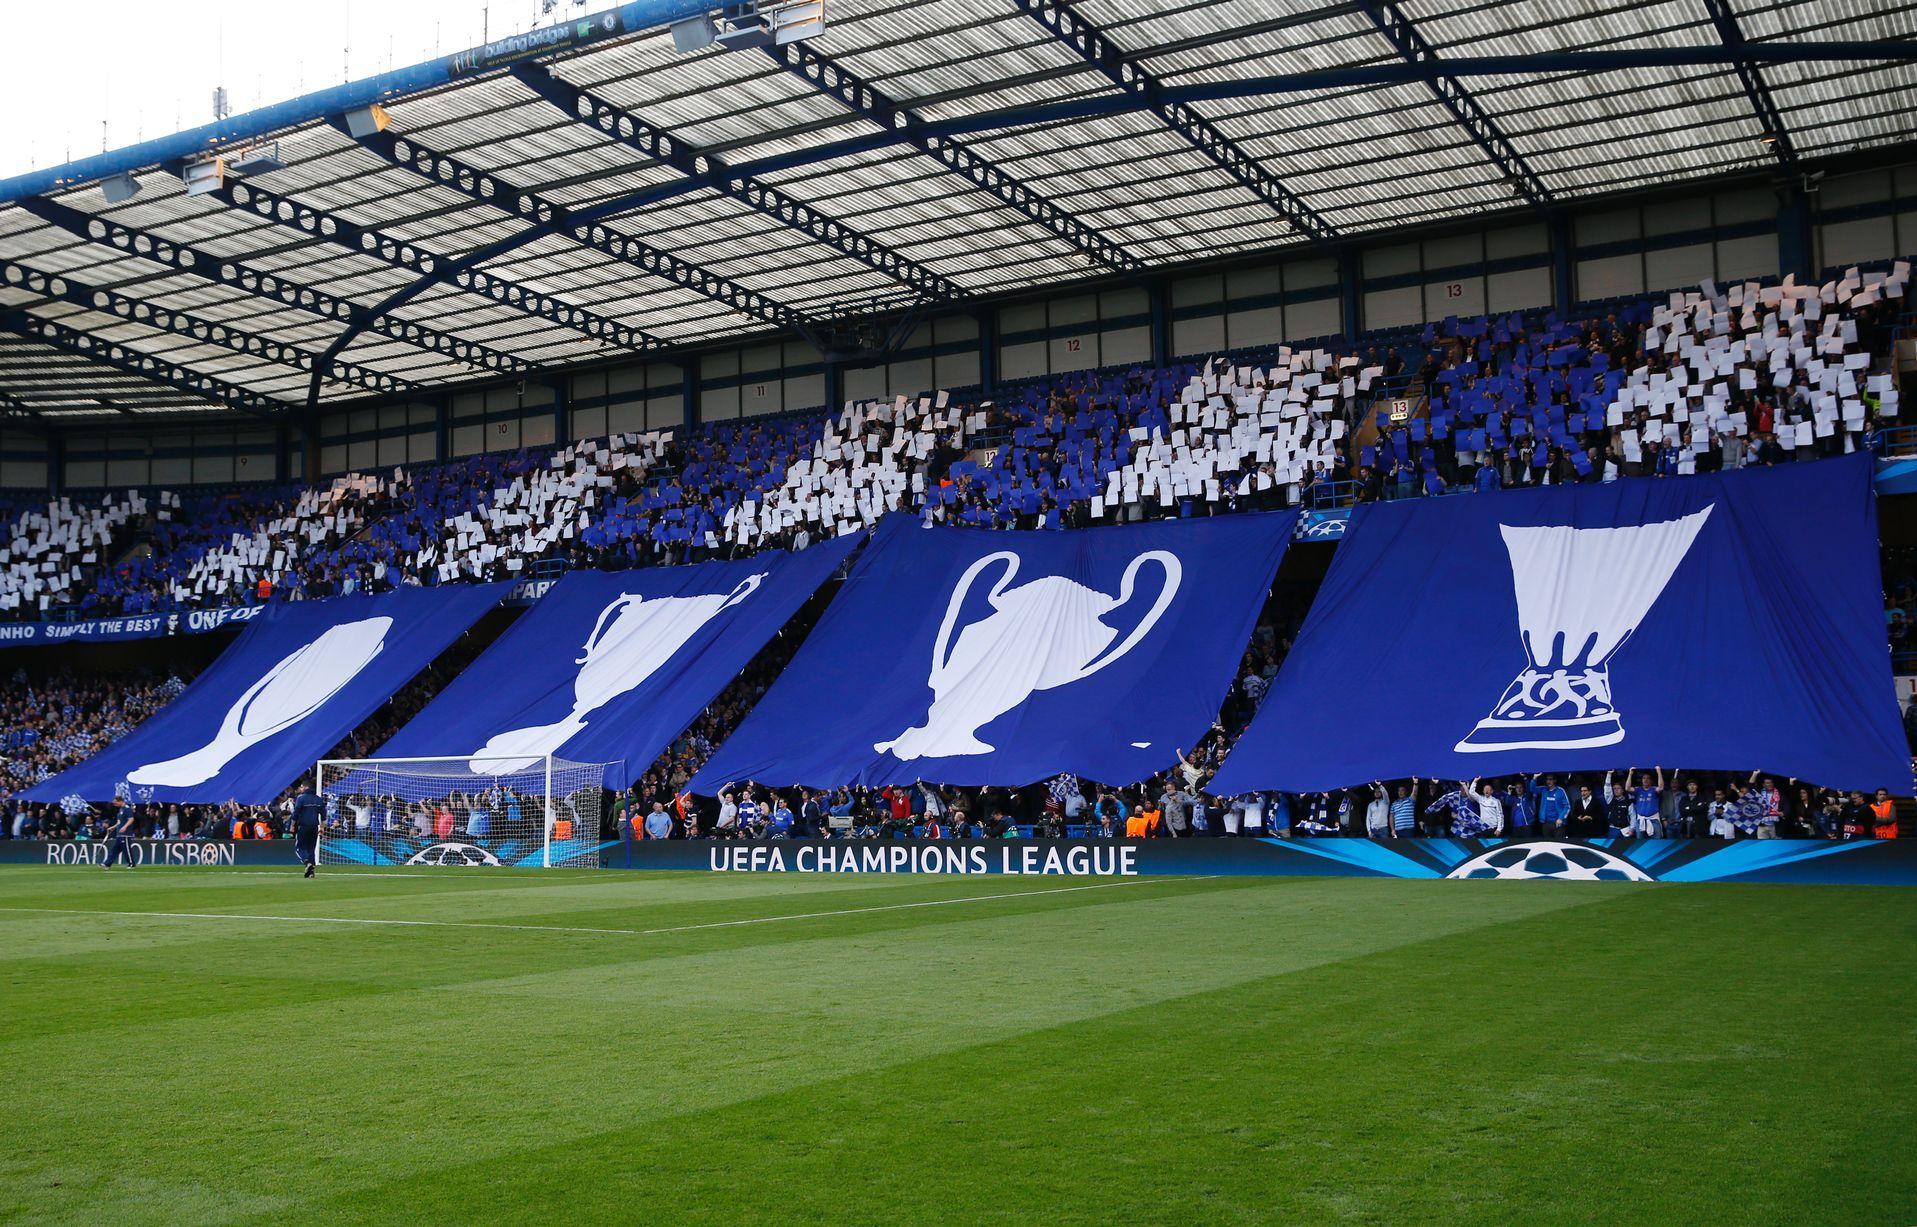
top-left (1210, 454), bottom-right (1909, 794)
top-left (691, 511), bottom-right (1295, 791)
top-left (23, 585), bottom-right (507, 804)
top-left (375, 535), bottom-right (860, 789)
top-left (0, 603), bottom-right (266, 646)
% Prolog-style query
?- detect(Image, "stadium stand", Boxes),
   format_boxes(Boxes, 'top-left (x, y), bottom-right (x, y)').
top-left (3, 265), bottom-right (1905, 626)
top-left (0, 0), bottom-right (1913, 852)
top-left (4, 300), bottom-right (1913, 843)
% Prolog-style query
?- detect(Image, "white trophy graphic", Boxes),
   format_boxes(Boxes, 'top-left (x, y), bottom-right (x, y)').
top-left (874, 550), bottom-right (1181, 761)
top-left (128, 616), bottom-right (393, 786)
top-left (469, 574), bottom-right (764, 774)
top-left (1456, 506), bottom-right (1712, 753)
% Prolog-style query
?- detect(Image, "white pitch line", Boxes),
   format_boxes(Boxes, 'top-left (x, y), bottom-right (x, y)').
top-left (123, 870), bottom-right (447, 880)
top-left (0, 876), bottom-right (1216, 939)
top-left (638, 875), bottom-right (1211, 935)
top-left (0, 907), bottom-right (638, 935)
top-left (216, 870), bottom-right (449, 879)
top-left (0, 868), bottom-right (449, 880)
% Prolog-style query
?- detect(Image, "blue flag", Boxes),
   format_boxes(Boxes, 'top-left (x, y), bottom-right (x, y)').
top-left (375, 536), bottom-right (860, 788)
top-left (1210, 455), bottom-right (1907, 793)
top-left (691, 511), bottom-right (1295, 790)
top-left (25, 585), bottom-right (508, 804)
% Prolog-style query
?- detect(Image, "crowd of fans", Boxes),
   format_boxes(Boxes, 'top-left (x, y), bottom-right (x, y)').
top-left (4, 265), bottom-right (1904, 628)
top-left (0, 266), bottom-right (1911, 841)
top-left (606, 770), bottom-right (1903, 843)
top-left (0, 668), bottom-right (185, 805)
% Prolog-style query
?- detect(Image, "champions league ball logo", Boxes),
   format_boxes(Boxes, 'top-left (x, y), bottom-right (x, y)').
top-left (1456, 507), bottom-right (1711, 753)
top-left (406, 842), bottom-right (502, 867)
top-left (1447, 841), bottom-right (1653, 881)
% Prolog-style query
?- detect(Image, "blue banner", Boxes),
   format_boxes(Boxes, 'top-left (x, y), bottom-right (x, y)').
top-left (691, 511), bottom-right (1296, 791)
top-left (0, 603), bottom-right (265, 646)
top-left (1211, 455), bottom-right (1907, 794)
top-left (22, 585), bottom-right (508, 804)
top-left (374, 537), bottom-right (860, 789)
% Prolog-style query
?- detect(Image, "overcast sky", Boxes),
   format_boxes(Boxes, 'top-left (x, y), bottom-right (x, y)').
top-left (0, 0), bottom-right (590, 180)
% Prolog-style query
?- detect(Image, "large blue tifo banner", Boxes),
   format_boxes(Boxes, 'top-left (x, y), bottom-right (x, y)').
top-left (375, 536), bottom-right (860, 789)
top-left (23, 585), bottom-right (507, 804)
top-left (691, 511), bottom-right (1296, 791)
top-left (1210, 454), bottom-right (1908, 795)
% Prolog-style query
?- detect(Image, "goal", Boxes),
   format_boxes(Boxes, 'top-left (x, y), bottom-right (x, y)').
top-left (315, 756), bottom-right (608, 868)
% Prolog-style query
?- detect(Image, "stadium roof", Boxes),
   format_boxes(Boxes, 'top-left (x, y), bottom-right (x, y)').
top-left (0, 0), bottom-right (1913, 424)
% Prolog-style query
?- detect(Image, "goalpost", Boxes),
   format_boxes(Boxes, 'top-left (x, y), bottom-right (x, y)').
top-left (314, 756), bottom-right (609, 868)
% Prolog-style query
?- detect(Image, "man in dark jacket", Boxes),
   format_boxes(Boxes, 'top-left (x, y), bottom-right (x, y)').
top-left (1674, 776), bottom-right (1710, 839)
top-left (1566, 782), bottom-right (1606, 840)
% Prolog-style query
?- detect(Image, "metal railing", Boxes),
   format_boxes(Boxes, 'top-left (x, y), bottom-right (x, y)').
top-left (1303, 479), bottom-right (1357, 509)
top-left (1879, 425), bottom-right (1917, 457)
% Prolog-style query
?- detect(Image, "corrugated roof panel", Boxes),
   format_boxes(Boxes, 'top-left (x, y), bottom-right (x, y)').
top-left (0, 0), bottom-right (1911, 420)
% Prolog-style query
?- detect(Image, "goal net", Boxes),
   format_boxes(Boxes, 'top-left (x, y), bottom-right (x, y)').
top-left (315, 756), bottom-right (608, 868)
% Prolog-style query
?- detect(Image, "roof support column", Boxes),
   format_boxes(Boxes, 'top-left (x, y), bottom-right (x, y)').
top-left (547, 378), bottom-right (570, 448)
top-left (978, 307), bottom-right (999, 396)
top-left (1777, 183), bottom-right (1815, 282)
top-left (824, 361), bottom-right (845, 416)
top-left (681, 364), bottom-right (698, 433)
top-left (1338, 250), bottom-right (1363, 343)
top-left (1148, 279), bottom-right (1170, 370)
top-left (300, 401), bottom-right (322, 486)
top-left (1550, 214), bottom-right (1576, 315)
top-left (46, 433), bottom-right (63, 498)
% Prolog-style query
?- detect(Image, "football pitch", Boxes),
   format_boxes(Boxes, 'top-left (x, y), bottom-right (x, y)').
top-left (2, 867), bottom-right (1913, 1225)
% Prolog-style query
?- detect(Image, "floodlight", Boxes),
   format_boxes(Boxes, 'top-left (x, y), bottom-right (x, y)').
top-left (181, 159), bottom-right (226, 197)
top-left (100, 172), bottom-right (141, 205)
top-left (671, 14), bottom-right (718, 51)
top-left (343, 104), bottom-right (392, 139)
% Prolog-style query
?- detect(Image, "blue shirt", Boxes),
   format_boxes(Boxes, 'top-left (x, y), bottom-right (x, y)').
top-left (1530, 783), bottom-right (1570, 823)
top-left (1390, 796), bottom-right (1416, 831)
top-left (1631, 786), bottom-right (1660, 817)
top-left (292, 792), bottom-right (324, 837)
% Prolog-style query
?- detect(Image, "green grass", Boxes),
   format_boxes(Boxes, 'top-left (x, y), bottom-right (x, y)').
top-left (1, 866), bottom-right (1913, 1225)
